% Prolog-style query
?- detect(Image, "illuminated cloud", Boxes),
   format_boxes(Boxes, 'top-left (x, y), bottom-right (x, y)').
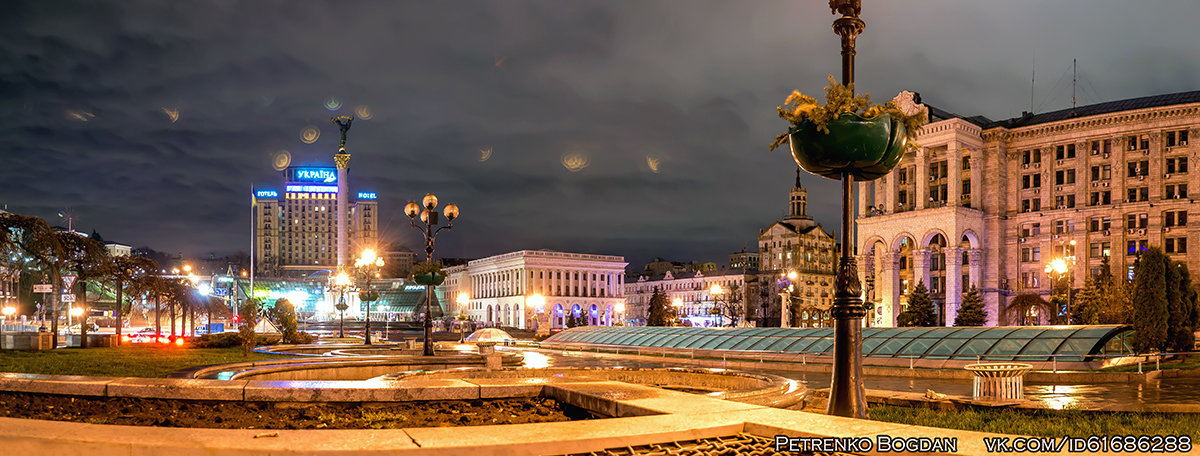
top-left (65, 109), bottom-right (95, 122)
top-left (561, 152), bottom-right (590, 172)
top-left (300, 126), bottom-right (320, 144)
top-left (324, 96), bottom-right (342, 111)
top-left (272, 150), bottom-right (292, 171)
top-left (479, 147), bottom-right (492, 162)
top-left (355, 105), bottom-right (373, 120)
top-left (646, 156), bottom-right (661, 173)
top-left (161, 107), bottom-right (179, 123)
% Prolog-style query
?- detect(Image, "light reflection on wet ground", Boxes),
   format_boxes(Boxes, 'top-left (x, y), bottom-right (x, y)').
top-left (506, 348), bottom-right (1200, 409)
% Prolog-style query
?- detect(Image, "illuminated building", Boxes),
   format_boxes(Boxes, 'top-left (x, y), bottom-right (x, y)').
top-left (253, 166), bottom-right (378, 277)
top-left (460, 250), bottom-right (628, 329)
top-left (623, 268), bottom-right (754, 327)
top-left (757, 171), bottom-right (838, 327)
top-left (856, 90), bottom-right (1200, 326)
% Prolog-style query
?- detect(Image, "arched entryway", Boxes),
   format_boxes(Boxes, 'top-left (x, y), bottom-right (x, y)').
top-left (553, 303), bottom-right (565, 328)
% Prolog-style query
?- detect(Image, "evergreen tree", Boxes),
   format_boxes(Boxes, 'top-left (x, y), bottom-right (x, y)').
top-left (1072, 274), bottom-right (1102, 325)
top-left (647, 287), bottom-right (669, 326)
top-left (269, 298), bottom-right (300, 344)
top-left (238, 299), bottom-right (259, 356)
top-left (1167, 261), bottom-right (1196, 352)
top-left (1008, 293), bottom-right (1050, 325)
top-left (954, 284), bottom-right (986, 326)
top-left (1132, 248), bottom-right (1169, 353)
top-left (898, 280), bottom-right (936, 327)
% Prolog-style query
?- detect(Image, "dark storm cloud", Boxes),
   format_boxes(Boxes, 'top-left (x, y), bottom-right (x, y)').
top-left (3, 0), bottom-right (1200, 268)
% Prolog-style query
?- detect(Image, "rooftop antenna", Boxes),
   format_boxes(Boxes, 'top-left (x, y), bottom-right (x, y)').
top-left (1072, 58), bottom-right (1077, 113)
top-left (1030, 53), bottom-right (1035, 114)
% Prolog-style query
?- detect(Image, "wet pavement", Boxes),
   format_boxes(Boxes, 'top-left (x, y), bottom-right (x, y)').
top-left (506, 347), bottom-right (1200, 410)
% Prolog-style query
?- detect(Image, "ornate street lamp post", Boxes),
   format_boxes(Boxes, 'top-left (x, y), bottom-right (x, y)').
top-left (405, 194), bottom-right (460, 356)
top-left (354, 250), bottom-right (384, 345)
top-left (334, 271), bottom-right (350, 337)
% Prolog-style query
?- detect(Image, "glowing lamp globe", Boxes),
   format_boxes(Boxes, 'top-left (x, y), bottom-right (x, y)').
top-left (423, 193), bottom-right (438, 209)
top-left (443, 203), bottom-right (459, 220)
top-left (405, 201), bottom-right (421, 218)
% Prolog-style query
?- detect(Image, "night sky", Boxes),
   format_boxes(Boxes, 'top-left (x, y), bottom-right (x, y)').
top-left (3, 1), bottom-right (1200, 270)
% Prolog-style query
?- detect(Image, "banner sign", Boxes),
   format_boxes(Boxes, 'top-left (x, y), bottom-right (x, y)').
top-left (287, 167), bottom-right (338, 184)
top-left (33, 284), bottom-right (53, 293)
top-left (286, 184), bottom-right (338, 194)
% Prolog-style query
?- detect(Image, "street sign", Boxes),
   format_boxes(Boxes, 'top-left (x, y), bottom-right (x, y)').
top-left (62, 275), bottom-right (77, 291)
top-left (33, 284), bottom-right (53, 293)
top-left (61, 294), bottom-right (76, 303)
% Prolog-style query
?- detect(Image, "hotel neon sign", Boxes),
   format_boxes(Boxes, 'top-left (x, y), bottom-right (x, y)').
top-left (289, 167), bottom-right (338, 184)
top-left (286, 184), bottom-right (339, 193)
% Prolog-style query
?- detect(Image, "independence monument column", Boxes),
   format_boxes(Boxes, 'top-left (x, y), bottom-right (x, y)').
top-left (333, 115), bottom-right (354, 270)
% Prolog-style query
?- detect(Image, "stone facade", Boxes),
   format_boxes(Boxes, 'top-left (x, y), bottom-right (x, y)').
top-left (857, 91), bottom-right (1200, 326)
top-left (461, 250), bottom-right (627, 330)
top-left (757, 170), bottom-right (838, 327)
top-left (623, 269), bottom-right (755, 327)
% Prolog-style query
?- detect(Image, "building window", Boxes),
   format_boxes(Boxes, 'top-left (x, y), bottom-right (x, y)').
top-left (1090, 242), bottom-right (1111, 258)
top-left (1022, 174), bottom-right (1042, 189)
top-left (1128, 135), bottom-right (1150, 151)
top-left (1166, 130), bottom-right (1189, 147)
top-left (1055, 169), bottom-right (1076, 185)
top-left (898, 167), bottom-right (909, 184)
top-left (1166, 157), bottom-right (1188, 174)
top-left (1127, 239), bottom-right (1148, 255)
top-left (898, 190), bottom-right (908, 206)
top-left (961, 179), bottom-right (971, 198)
top-left (1021, 198), bottom-right (1041, 213)
top-left (1166, 237), bottom-right (1188, 254)
top-left (1022, 271), bottom-right (1040, 288)
top-left (1089, 191), bottom-right (1112, 206)
top-left (1165, 184), bottom-right (1188, 200)
top-left (1089, 216), bottom-right (1111, 232)
top-left (928, 161), bottom-right (948, 180)
top-left (1126, 213), bottom-right (1149, 229)
top-left (1055, 144), bottom-right (1076, 160)
top-left (1126, 187), bottom-right (1149, 202)
top-left (1127, 160), bottom-right (1149, 177)
top-left (1053, 220), bottom-right (1075, 234)
top-left (1022, 149), bottom-right (1042, 165)
top-left (1055, 194), bottom-right (1076, 208)
top-left (962, 158), bottom-right (971, 170)
top-left (1090, 165), bottom-right (1111, 181)
top-left (1165, 210), bottom-right (1188, 227)
top-left (1091, 139), bottom-right (1112, 155)
top-left (929, 183), bottom-right (948, 204)
top-left (1020, 223), bottom-right (1042, 237)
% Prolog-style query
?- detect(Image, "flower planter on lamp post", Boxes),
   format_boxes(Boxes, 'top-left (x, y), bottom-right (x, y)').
top-left (769, 1), bottom-right (928, 419)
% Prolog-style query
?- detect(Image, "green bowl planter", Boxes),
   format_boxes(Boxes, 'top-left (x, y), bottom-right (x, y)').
top-left (788, 113), bottom-right (907, 181)
top-left (413, 272), bottom-right (446, 286)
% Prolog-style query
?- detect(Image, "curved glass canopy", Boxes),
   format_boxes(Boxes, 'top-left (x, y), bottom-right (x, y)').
top-left (545, 325), bottom-right (1134, 361)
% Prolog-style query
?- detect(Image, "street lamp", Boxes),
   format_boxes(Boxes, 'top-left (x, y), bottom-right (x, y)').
top-left (671, 297), bottom-right (684, 326)
top-left (405, 193), bottom-right (460, 356)
top-left (709, 284), bottom-right (725, 327)
top-left (2, 305), bottom-right (16, 348)
top-left (334, 271), bottom-right (350, 337)
top-left (528, 293), bottom-right (546, 335)
top-left (354, 249), bottom-right (384, 345)
top-left (69, 306), bottom-right (83, 334)
top-left (456, 292), bottom-right (470, 342)
top-left (1044, 251), bottom-right (1076, 325)
top-left (614, 301), bottom-right (625, 326)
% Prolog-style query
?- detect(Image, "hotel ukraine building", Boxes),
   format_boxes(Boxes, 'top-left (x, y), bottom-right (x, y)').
top-left (856, 91), bottom-right (1200, 327)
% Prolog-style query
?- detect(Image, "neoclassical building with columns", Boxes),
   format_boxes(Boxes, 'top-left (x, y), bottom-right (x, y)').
top-left (457, 250), bottom-right (628, 329)
top-left (857, 90), bottom-right (1200, 327)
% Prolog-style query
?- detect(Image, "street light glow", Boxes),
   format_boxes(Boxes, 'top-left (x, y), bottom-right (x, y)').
top-left (457, 292), bottom-right (469, 304)
top-left (1045, 258), bottom-right (1069, 275)
top-left (710, 284), bottom-right (724, 295)
top-left (528, 293), bottom-right (546, 312)
top-left (70, 307), bottom-right (84, 317)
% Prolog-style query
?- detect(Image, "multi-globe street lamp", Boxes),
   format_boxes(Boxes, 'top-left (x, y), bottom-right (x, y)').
top-left (404, 193), bottom-right (460, 356)
top-left (354, 249), bottom-right (384, 345)
top-left (1044, 241), bottom-right (1077, 325)
top-left (333, 271), bottom-right (351, 337)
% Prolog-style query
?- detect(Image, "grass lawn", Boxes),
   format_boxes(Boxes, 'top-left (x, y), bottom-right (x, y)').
top-left (0, 345), bottom-right (295, 378)
top-left (870, 405), bottom-right (1199, 437)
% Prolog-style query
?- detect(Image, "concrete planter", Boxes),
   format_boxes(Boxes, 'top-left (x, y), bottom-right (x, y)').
top-left (1, 332), bottom-right (53, 350)
top-left (66, 334), bottom-right (119, 348)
